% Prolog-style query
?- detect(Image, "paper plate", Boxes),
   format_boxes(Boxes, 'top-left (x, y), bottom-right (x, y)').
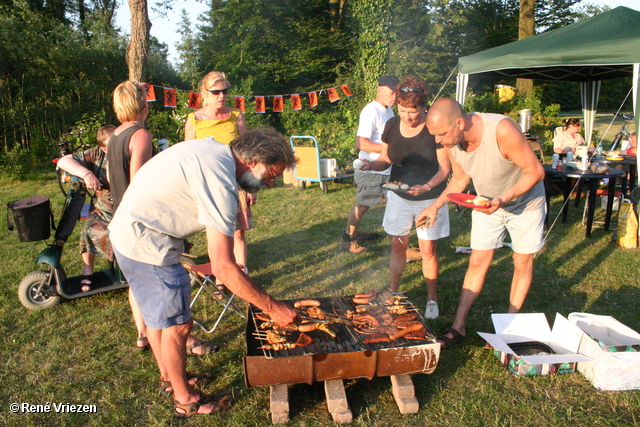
top-left (606, 156), bottom-right (624, 161)
top-left (447, 193), bottom-right (491, 209)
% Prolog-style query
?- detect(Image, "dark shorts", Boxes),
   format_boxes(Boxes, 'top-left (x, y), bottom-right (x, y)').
top-left (113, 246), bottom-right (192, 329)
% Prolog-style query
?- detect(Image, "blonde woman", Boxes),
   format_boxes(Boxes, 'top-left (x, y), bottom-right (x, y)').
top-left (185, 72), bottom-right (253, 269)
top-left (109, 81), bottom-right (216, 357)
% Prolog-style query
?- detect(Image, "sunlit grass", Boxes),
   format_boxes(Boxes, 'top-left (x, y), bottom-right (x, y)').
top-left (0, 171), bottom-right (638, 426)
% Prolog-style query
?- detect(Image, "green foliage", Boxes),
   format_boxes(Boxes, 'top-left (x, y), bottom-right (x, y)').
top-left (464, 87), bottom-right (563, 155)
top-left (349, 0), bottom-right (393, 99)
top-left (196, 0), bottom-right (353, 95)
top-left (0, 1), bottom-right (125, 154)
top-left (0, 145), bottom-right (32, 180)
top-left (277, 101), bottom-right (360, 168)
top-left (0, 0), bottom-right (182, 163)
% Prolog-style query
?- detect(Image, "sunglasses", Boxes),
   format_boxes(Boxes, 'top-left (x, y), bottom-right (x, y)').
top-left (208, 88), bottom-right (229, 95)
top-left (398, 87), bottom-right (423, 94)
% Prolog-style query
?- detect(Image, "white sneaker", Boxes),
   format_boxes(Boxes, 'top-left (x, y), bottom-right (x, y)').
top-left (424, 300), bottom-right (439, 319)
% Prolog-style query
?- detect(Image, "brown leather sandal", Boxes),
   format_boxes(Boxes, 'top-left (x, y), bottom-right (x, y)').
top-left (174, 393), bottom-right (233, 418)
top-left (186, 339), bottom-right (219, 356)
top-left (158, 372), bottom-right (213, 397)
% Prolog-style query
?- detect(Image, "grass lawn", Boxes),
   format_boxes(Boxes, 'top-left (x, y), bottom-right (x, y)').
top-left (1, 166), bottom-right (639, 427)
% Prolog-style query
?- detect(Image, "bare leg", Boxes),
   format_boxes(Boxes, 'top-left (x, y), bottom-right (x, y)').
top-left (389, 235), bottom-right (410, 292)
top-left (81, 252), bottom-right (95, 276)
top-left (233, 229), bottom-right (247, 268)
top-left (80, 252), bottom-right (95, 291)
top-left (508, 252), bottom-right (534, 313)
top-left (447, 249), bottom-right (495, 338)
top-left (418, 238), bottom-right (438, 302)
top-left (345, 204), bottom-right (370, 236)
top-left (153, 319), bottom-right (220, 414)
top-left (129, 289), bottom-right (148, 348)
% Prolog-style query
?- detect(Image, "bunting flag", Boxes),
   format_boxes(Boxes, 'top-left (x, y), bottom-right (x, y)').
top-left (234, 96), bottom-right (245, 112)
top-left (188, 92), bottom-right (201, 110)
top-left (273, 95), bottom-right (284, 113)
top-left (290, 93), bottom-right (302, 111)
top-left (255, 96), bottom-right (266, 114)
top-left (143, 83), bottom-right (156, 102)
top-left (308, 91), bottom-right (318, 108)
top-left (164, 88), bottom-right (177, 108)
top-left (138, 82), bottom-right (354, 113)
top-left (327, 87), bottom-right (340, 103)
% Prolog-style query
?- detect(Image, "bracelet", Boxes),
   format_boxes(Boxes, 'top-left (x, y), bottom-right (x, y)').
top-left (83, 171), bottom-right (92, 178)
top-left (425, 183), bottom-right (432, 191)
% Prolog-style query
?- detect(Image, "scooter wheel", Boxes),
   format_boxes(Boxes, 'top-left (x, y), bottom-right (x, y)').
top-left (18, 270), bottom-right (61, 310)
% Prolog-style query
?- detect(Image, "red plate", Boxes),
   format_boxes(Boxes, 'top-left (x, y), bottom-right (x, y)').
top-left (447, 193), bottom-right (491, 209)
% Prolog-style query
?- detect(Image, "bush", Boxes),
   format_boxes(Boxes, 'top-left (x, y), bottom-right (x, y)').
top-left (0, 145), bottom-right (32, 180)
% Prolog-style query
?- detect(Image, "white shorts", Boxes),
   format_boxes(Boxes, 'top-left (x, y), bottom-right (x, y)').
top-left (470, 205), bottom-right (546, 254)
top-left (382, 191), bottom-right (450, 240)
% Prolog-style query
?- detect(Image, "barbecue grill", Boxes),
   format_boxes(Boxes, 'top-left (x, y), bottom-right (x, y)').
top-left (243, 293), bottom-right (441, 424)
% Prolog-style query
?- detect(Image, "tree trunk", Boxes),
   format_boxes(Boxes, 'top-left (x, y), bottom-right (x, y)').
top-left (329, 0), bottom-right (346, 31)
top-left (516, 0), bottom-right (534, 94)
top-left (127, 0), bottom-right (151, 82)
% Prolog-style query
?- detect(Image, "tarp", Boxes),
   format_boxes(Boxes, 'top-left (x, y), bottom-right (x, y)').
top-left (456, 6), bottom-right (640, 147)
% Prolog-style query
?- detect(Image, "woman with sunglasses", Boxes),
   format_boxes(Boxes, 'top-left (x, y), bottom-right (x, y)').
top-left (360, 76), bottom-right (451, 320)
top-left (184, 71), bottom-right (253, 272)
top-left (553, 118), bottom-right (591, 154)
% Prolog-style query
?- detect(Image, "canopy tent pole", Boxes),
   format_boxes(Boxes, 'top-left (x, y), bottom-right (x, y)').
top-left (633, 64), bottom-right (639, 234)
top-left (580, 80), bottom-right (601, 148)
top-left (456, 73), bottom-right (469, 107)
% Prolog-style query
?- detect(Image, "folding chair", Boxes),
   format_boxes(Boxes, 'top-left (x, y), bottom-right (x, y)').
top-left (182, 262), bottom-right (246, 333)
top-left (528, 140), bottom-right (545, 163)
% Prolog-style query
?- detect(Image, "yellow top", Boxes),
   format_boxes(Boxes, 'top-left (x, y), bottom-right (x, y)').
top-left (187, 109), bottom-right (241, 144)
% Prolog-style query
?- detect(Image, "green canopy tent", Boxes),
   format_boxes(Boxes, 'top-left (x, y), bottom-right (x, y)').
top-left (456, 6), bottom-right (640, 148)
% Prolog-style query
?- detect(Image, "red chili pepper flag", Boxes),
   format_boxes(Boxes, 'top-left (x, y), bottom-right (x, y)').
top-left (273, 95), bottom-right (284, 113)
top-left (142, 83), bottom-right (156, 102)
top-left (327, 87), bottom-right (340, 103)
top-left (290, 94), bottom-right (302, 111)
top-left (308, 91), bottom-right (318, 108)
top-left (341, 84), bottom-right (353, 97)
top-left (188, 92), bottom-right (201, 110)
top-left (234, 96), bottom-right (245, 112)
top-left (164, 88), bottom-right (177, 108)
top-left (255, 96), bottom-right (266, 114)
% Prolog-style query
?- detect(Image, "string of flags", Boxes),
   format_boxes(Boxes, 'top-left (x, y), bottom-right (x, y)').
top-left (141, 83), bottom-right (353, 113)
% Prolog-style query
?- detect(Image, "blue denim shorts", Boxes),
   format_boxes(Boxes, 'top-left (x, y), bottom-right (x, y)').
top-left (113, 246), bottom-right (192, 329)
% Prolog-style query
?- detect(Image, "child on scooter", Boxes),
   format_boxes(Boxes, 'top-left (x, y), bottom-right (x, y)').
top-left (56, 125), bottom-right (116, 291)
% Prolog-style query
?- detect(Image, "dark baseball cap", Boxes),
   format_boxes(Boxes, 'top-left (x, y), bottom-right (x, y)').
top-left (378, 75), bottom-right (399, 91)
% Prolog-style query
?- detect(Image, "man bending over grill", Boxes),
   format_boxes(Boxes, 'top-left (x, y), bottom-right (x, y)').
top-left (108, 128), bottom-right (299, 418)
top-left (417, 98), bottom-right (545, 350)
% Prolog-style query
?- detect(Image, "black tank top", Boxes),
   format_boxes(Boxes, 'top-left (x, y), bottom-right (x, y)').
top-left (382, 116), bottom-right (445, 201)
top-left (107, 125), bottom-right (142, 211)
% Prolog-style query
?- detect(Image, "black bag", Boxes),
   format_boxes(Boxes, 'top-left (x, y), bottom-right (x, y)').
top-left (6, 196), bottom-right (55, 242)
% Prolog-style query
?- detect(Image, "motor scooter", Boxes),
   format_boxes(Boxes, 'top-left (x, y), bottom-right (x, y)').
top-left (17, 172), bottom-right (128, 310)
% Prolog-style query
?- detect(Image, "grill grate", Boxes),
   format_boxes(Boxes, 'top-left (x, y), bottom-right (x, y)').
top-left (248, 293), bottom-right (437, 359)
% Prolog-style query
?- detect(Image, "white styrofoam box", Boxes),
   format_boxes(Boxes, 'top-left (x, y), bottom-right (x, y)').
top-left (569, 313), bottom-right (640, 390)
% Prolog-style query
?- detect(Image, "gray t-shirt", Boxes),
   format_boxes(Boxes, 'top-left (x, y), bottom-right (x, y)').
top-left (108, 138), bottom-right (239, 266)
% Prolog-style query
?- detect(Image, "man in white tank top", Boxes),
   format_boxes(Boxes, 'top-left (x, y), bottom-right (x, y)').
top-left (417, 98), bottom-right (545, 349)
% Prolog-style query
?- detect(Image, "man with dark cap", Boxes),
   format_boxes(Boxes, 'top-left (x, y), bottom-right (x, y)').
top-left (341, 75), bottom-right (400, 254)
